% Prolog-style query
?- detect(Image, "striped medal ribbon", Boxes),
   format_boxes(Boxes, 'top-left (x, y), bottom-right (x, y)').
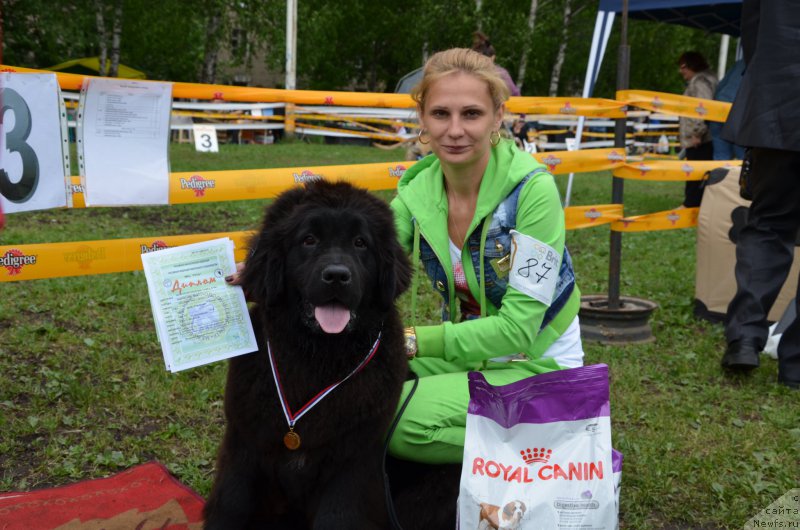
top-left (267, 330), bottom-right (382, 450)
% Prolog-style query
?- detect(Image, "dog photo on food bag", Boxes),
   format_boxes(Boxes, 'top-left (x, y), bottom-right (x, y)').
top-left (202, 180), bottom-right (413, 529)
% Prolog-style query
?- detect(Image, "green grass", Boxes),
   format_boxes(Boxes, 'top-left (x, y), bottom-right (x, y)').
top-left (1, 141), bottom-right (798, 528)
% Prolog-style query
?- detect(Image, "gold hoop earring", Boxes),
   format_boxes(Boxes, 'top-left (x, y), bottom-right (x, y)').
top-left (490, 130), bottom-right (501, 146)
top-left (417, 129), bottom-right (431, 145)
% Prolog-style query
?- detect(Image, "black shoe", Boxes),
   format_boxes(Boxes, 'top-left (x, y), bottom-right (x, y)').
top-left (778, 366), bottom-right (800, 389)
top-left (721, 338), bottom-right (761, 372)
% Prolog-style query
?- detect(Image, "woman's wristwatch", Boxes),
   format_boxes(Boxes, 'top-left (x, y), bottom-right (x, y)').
top-left (404, 327), bottom-right (418, 359)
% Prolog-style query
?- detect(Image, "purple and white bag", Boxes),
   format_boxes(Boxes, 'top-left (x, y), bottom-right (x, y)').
top-left (458, 364), bottom-right (622, 529)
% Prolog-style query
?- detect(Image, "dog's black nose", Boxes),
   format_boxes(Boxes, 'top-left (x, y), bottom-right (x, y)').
top-left (321, 264), bottom-right (351, 284)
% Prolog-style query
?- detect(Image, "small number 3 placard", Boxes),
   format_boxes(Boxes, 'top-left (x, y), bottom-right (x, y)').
top-left (192, 124), bottom-right (219, 153)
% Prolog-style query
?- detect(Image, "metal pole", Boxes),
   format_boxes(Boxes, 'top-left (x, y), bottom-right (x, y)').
top-left (608, 0), bottom-right (629, 310)
top-left (284, 0), bottom-right (297, 139)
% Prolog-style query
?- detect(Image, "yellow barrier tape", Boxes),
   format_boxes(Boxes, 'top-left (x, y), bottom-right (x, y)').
top-left (533, 148), bottom-right (626, 174)
top-left (611, 207), bottom-right (698, 232)
top-left (507, 97), bottom-right (626, 118)
top-left (613, 160), bottom-right (740, 181)
top-left (0, 232), bottom-right (254, 282)
top-left (619, 90), bottom-right (731, 123)
top-left (64, 152), bottom-right (627, 208)
top-left (564, 204), bottom-right (624, 229)
top-left (2, 202), bottom-right (625, 281)
top-left (173, 110), bottom-right (285, 122)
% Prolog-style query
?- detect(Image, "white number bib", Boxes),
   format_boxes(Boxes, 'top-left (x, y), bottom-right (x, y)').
top-left (509, 230), bottom-right (560, 306)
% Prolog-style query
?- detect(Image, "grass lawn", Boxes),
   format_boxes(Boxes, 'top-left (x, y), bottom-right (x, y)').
top-left (1, 140), bottom-right (797, 529)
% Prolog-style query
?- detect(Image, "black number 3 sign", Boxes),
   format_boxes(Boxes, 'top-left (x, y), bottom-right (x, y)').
top-left (0, 87), bottom-right (40, 202)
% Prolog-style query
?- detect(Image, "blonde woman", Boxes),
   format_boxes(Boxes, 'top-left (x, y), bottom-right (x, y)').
top-left (389, 48), bottom-right (583, 464)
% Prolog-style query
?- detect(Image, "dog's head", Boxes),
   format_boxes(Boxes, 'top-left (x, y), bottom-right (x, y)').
top-left (500, 500), bottom-right (526, 526)
top-left (242, 180), bottom-right (411, 333)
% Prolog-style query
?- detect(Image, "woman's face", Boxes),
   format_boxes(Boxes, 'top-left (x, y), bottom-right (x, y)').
top-left (419, 72), bottom-right (504, 170)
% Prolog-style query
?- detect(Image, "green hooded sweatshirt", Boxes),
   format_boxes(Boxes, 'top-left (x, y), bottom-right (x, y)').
top-left (390, 139), bottom-right (581, 366)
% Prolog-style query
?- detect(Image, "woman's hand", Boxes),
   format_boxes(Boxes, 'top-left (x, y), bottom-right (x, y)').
top-left (225, 262), bottom-right (246, 286)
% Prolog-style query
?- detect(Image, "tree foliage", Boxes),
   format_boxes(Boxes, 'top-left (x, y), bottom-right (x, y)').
top-left (2, 0), bottom-right (726, 96)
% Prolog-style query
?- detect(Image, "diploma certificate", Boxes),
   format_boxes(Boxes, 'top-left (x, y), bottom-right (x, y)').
top-left (141, 237), bottom-right (257, 372)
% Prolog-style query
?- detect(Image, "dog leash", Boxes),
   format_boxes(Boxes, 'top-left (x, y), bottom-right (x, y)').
top-left (382, 370), bottom-right (419, 530)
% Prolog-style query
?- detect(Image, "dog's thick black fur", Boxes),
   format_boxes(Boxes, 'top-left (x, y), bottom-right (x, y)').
top-left (203, 181), bottom-right (414, 529)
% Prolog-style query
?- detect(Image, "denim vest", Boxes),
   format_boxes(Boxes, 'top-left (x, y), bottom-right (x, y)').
top-left (417, 169), bottom-right (575, 328)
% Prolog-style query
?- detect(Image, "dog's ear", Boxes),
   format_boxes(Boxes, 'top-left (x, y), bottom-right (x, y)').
top-left (241, 187), bottom-right (307, 306)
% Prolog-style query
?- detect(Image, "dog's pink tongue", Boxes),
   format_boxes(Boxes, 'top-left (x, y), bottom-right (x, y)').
top-left (314, 304), bottom-right (350, 333)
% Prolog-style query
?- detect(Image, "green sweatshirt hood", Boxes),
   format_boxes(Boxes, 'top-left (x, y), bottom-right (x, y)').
top-left (396, 139), bottom-right (547, 229)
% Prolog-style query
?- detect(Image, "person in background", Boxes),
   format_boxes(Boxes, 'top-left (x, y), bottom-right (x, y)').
top-left (388, 48), bottom-right (583, 464)
top-left (719, 0), bottom-right (800, 389)
top-left (710, 59), bottom-right (746, 161)
top-left (677, 51), bottom-right (718, 207)
top-left (471, 31), bottom-right (521, 97)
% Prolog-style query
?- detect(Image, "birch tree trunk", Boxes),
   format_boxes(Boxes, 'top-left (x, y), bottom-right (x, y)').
top-left (201, 12), bottom-right (222, 85)
top-left (515, 0), bottom-right (539, 92)
top-left (94, 0), bottom-right (108, 76)
top-left (475, 0), bottom-right (483, 31)
top-left (548, 0), bottom-right (572, 96)
top-left (108, 0), bottom-right (123, 77)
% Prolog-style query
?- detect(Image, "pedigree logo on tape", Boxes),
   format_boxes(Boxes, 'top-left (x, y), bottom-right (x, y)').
top-left (1, 249), bottom-right (38, 276)
top-left (293, 170), bottom-right (323, 184)
top-left (388, 165), bottom-right (407, 178)
top-left (607, 150), bottom-right (625, 163)
top-left (141, 240), bottom-right (170, 254)
top-left (541, 155), bottom-right (562, 172)
top-left (63, 245), bottom-right (107, 270)
top-left (559, 102), bottom-right (577, 115)
top-left (180, 175), bottom-right (216, 197)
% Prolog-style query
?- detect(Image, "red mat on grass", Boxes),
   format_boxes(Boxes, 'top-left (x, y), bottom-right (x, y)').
top-left (0, 462), bottom-right (205, 529)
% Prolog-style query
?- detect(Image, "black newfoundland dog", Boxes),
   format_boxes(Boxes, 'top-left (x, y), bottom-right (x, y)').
top-left (203, 180), bottom-right (414, 529)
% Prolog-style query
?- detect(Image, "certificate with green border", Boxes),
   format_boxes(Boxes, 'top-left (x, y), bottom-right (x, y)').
top-left (142, 237), bottom-right (257, 372)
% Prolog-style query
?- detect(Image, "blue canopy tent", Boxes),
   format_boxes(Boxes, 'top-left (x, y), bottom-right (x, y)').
top-left (566, 0), bottom-right (743, 204)
top-left (583, 0), bottom-right (742, 98)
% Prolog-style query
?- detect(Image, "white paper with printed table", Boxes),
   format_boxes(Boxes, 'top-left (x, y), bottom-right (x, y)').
top-left (141, 237), bottom-right (257, 372)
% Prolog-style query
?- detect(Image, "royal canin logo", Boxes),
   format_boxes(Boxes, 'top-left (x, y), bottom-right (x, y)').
top-left (607, 150), bottom-right (625, 163)
top-left (71, 183), bottom-right (85, 194)
top-left (541, 156), bottom-right (562, 172)
top-left (521, 447), bottom-right (552, 464)
top-left (681, 163), bottom-right (694, 177)
top-left (559, 102), bottom-right (577, 114)
top-left (213, 92), bottom-right (224, 100)
top-left (388, 165), bottom-right (407, 178)
top-left (667, 212), bottom-right (681, 225)
top-left (293, 170), bottom-right (323, 184)
top-left (324, 96), bottom-right (335, 105)
top-left (180, 175), bottom-right (216, 197)
top-left (472, 447), bottom-right (603, 484)
top-left (638, 163), bottom-right (652, 176)
top-left (0, 68), bottom-right (17, 73)
top-left (651, 96), bottom-right (664, 109)
top-left (140, 240), bottom-right (169, 254)
top-left (2, 249), bottom-right (38, 276)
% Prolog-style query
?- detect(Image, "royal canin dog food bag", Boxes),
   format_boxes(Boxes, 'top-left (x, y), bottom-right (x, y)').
top-left (458, 364), bottom-right (622, 529)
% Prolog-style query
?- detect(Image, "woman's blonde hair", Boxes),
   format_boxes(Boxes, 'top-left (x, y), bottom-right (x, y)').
top-left (411, 48), bottom-right (510, 112)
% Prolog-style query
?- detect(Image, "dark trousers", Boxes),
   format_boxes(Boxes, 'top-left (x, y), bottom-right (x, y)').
top-left (684, 141), bottom-right (714, 207)
top-left (725, 147), bottom-right (800, 383)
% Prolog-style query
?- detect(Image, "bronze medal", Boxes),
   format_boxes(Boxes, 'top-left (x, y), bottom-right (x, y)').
top-left (284, 430), bottom-right (301, 450)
